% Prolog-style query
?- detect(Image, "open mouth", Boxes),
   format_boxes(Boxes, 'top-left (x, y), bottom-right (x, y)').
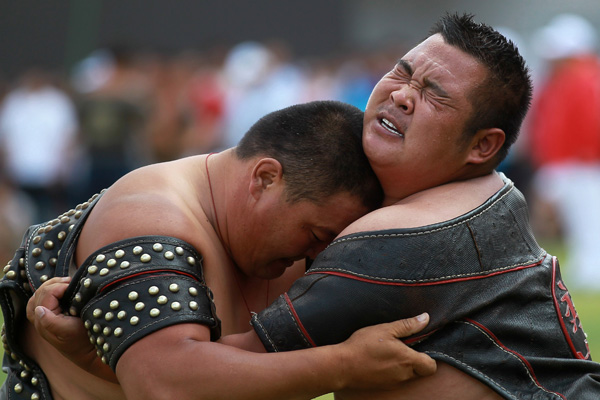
top-left (380, 118), bottom-right (404, 137)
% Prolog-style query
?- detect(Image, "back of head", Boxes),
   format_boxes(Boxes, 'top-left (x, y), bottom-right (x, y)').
top-left (235, 100), bottom-right (383, 210)
top-left (430, 13), bottom-right (532, 164)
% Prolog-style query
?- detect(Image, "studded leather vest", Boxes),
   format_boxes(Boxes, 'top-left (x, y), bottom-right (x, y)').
top-left (0, 192), bottom-right (221, 399)
top-left (251, 176), bottom-right (600, 399)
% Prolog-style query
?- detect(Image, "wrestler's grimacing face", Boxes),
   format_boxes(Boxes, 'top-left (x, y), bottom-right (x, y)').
top-left (242, 192), bottom-right (369, 279)
top-left (363, 34), bottom-right (488, 202)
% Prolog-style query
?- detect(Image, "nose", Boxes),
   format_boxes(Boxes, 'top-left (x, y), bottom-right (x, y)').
top-left (390, 85), bottom-right (415, 114)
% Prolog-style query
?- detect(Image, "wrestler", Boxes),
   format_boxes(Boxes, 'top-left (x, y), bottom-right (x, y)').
top-left (248, 13), bottom-right (600, 399)
top-left (0, 100), bottom-right (435, 400)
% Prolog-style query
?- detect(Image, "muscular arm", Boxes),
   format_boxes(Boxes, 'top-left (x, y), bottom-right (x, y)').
top-left (117, 318), bottom-right (434, 400)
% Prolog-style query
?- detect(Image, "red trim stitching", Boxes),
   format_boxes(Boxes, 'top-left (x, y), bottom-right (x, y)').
top-left (464, 318), bottom-right (566, 399)
top-left (99, 269), bottom-right (199, 293)
top-left (307, 260), bottom-right (544, 287)
top-left (283, 293), bottom-right (317, 348)
top-left (550, 256), bottom-right (588, 359)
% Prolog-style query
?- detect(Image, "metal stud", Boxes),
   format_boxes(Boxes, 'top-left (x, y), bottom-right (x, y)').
top-left (114, 327), bottom-right (123, 337)
top-left (50, 219), bottom-right (60, 226)
top-left (103, 343), bottom-right (110, 352)
top-left (157, 295), bottom-right (168, 305)
top-left (105, 312), bottom-right (114, 321)
top-left (148, 286), bottom-right (159, 295)
top-left (69, 224), bottom-right (75, 232)
top-left (110, 300), bottom-right (120, 309)
top-left (135, 302), bottom-right (145, 311)
top-left (40, 275), bottom-right (48, 283)
top-left (150, 308), bottom-right (160, 317)
top-left (96, 337), bottom-right (105, 346)
top-left (189, 301), bottom-right (199, 310)
top-left (107, 259), bottom-right (116, 268)
top-left (74, 293), bottom-right (82, 302)
top-left (103, 327), bottom-right (112, 336)
top-left (169, 283), bottom-right (179, 293)
top-left (35, 261), bottom-right (45, 270)
top-left (93, 324), bottom-right (101, 333)
top-left (74, 210), bottom-right (83, 219)
top-left (83, 278), bottom-right (92, 288)
top-left (101, 356), bottom-right (108, 364)
top-left (57, 231), bottom-right (67, 241)
top-left (60, 216), bottom-right (70, 224)
top-left (14, 383), bottom-right (23, 393)
top-left (189, 287), bottom-right (198, 296)
top-left (120, 261), bottom-right (130, 269)
top-left (96, 254), bottom-right (106, 263)
top-left (31, 248), bottom-right (42, 257)
top-left (88, 265), bottom-right (98, 274)
top-left (140, 254), bottom-right (151, 263)
top-left (5, 271), bottom-right (16, 280)
top-left (31, 377), bottom-right (38, 386)
top-left (164, 251), bottom-right (175, 260)
top-left (20, 370), bottom-right (29, 378)
top-left (44, 240), bottom-right (54, 250)
top-left (152, 243), bottom-right (163, 252)
top-left (84, 320), bottom-right (91, 329)
top-left (171, 302), bottom-right (182, 311)
top-left (2, 264), bottom-right (9, 273)
top-left (69, 307), bottom-right (78, 316)
top-left (130, 316), bottom-right (139, 325)
top-left (128, 291), bottom-right (139, 301)
top-left (133, 246), bottom-right (143, 255)
top-left (93, 308), bottom-right (103, 318)
top-left (48, 258), bottom-right (57, 267)
top-left (117, 311), bottom-right (127, 320)
top-left (175, 247), bottom-right (184, 256)
top-left (32, 235), bottom-right (41, 244)
top-left (115, 249), bottom-right (125, 259)
top-left (99, 268), bottom-right (109, 276)
top-left (31, 392), bottom-right (40, 400)
top-left (19, 258), bottom-right (24, 267)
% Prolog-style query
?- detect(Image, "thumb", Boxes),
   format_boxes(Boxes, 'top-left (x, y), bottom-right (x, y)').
top-left (392, 313), bottom-right (430, 338)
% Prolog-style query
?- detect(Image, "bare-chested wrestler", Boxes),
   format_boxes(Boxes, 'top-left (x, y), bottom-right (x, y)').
top-left (0, 100), bottom-right (436, 400)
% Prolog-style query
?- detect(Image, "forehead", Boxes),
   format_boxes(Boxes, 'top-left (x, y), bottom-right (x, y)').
top-left (400, 34), bottom-right (487, 97)
top-left (293, 193), bottom-right (368, 232)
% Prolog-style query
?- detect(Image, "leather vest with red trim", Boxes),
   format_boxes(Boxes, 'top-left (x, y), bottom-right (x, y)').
top-left (252, 176), bottom-right (600, 399)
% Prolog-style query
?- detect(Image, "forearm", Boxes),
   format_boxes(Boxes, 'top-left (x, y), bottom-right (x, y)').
top-left (118, 336), bottom-right (345, 400)
top-left (117, 318), bottom-right (434, 400)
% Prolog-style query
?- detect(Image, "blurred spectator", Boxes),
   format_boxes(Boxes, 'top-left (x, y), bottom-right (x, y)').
top-left (528, 14), bottom-right (600, 290)
top-left (73, 45), bottom-right (153, 198)
top-left (0, 67), bottom-right (78, 223)
top-left (221, 41), bottom-right (306, 148)
top-left (0, 174), bottom-right (35, 265)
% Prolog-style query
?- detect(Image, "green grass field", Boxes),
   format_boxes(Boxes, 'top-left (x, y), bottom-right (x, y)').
top-left (1, 241), bottom-right (598, 400)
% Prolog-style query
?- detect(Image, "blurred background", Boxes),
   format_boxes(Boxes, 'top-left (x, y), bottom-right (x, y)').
top-left (1, 0), bottom-right (599, 391)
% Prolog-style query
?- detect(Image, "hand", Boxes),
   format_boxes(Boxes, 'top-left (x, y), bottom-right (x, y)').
top-left (336, 313), bottom-right (437, 390)
top-left (27, 277), bottom-right (118, 382)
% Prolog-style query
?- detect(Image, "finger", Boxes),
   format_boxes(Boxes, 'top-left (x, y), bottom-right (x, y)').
top-left (412, 354), bottom-right (438, 377)
top-left (34, 306), bottom-right (82, 344)
top-left (391, 313), bottom-right (430, 338)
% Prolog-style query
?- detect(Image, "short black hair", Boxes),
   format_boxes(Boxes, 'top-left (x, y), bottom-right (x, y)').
top-left (235, 101), bottom-right (383, 210)
top-left (430, 13), bottom-right (533, 164)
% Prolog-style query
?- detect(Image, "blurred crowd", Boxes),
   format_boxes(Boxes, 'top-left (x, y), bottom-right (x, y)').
top-left (1, 13), bottom-right (600, 290)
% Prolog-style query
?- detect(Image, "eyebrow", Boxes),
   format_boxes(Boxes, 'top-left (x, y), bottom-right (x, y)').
top-left (397, 58), bottom-right (449, 98)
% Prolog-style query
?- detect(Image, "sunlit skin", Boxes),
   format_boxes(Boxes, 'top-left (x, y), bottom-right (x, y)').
top-left (363, 34), bottom-right (498, 206)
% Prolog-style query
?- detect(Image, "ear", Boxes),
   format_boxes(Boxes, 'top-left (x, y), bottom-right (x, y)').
top-left (248, 158), bottom-right (284, 200)
top-left (465, 128), bottom-right (505, 165)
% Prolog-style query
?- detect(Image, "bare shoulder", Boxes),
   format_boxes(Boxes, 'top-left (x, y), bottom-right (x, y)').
top-left (76, 157), bottom-right (208, 263)
top-left (339, 173), bottom-right (505, 235)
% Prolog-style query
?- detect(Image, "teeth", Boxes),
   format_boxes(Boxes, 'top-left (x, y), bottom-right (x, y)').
top-left (381, 118), bottom-right (402, 136)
